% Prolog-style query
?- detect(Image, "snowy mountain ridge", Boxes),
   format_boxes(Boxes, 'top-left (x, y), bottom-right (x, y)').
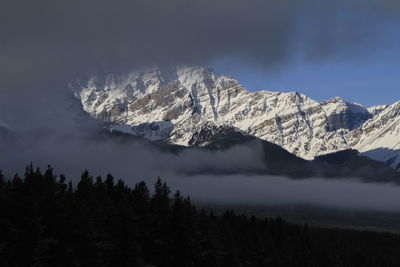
top-left (70, 65), bottom-right (400, 170)
top-left (348, 101), bottom-right (400, 171)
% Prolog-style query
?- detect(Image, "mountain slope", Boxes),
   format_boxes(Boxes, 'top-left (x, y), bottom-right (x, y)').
top-left (72, 65), bottom-right (377, 160)
top-left (347, 101), bottom-right (400, 171)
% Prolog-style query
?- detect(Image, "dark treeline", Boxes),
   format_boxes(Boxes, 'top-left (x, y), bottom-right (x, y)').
top-left (1, 165), bottom-right (400, 266)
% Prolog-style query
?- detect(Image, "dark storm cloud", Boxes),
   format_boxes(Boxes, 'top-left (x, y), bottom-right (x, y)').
top-left (2, 0), bottom-right (400, 90)
top-left (0, 0), bottom-right (297, 84)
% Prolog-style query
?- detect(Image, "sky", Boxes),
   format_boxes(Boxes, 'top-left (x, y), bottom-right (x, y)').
top-left (214, 55), bottom-right (400, 107)
top-left (213, 21), bottom-right (400, 107)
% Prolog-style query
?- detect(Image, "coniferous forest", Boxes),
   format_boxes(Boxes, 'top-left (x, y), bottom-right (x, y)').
top-left (1, 165), bottom-right (400, 267)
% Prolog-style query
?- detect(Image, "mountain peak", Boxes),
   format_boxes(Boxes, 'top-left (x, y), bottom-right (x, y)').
top-left (326, 96), bottom-right (344, 102)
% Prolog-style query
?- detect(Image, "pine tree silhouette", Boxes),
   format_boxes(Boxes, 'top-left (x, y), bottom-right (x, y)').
top-left (1, 164), bottom-right (400, 266)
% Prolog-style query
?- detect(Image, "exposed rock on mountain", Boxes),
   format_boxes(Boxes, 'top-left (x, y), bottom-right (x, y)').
top-left (71, 65), bottom-right (400, 171)
top-left (321, 97), bottom-right (371, 131)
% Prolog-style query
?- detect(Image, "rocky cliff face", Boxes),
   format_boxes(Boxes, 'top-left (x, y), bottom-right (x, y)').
top-left (321, 97), bottom-right (372, 131)
top-left (71, 65), bottom-right (399, 169)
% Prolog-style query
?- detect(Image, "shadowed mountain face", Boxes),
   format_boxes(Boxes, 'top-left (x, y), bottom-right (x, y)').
top-left (204, 133), bottom-right (400, 183)
top-left (321, 97), bottom-right (372, 131)
top-left (200, 138), bottom-right (400, 183)
top-left (360, 148), bottom-right (400, 172)
top-left (107, 127), bottom-right (400, 184)
top-left (348, 102), bottom-right (400, 171)
top-left (313, 150), bottom-right (400, 183)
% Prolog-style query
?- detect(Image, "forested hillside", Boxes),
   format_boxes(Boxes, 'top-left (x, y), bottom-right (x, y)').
top-left (1, 165), bottom-right (400, 266)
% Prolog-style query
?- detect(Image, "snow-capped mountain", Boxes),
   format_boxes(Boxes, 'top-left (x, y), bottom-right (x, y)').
top-left (71, 65), bottom-right (399, 169)
top-left (347, 101), bottom-right (400, 171)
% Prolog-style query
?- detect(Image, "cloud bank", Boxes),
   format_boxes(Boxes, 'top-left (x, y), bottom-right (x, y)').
top-left (170, 174), bottom-right (400, 212)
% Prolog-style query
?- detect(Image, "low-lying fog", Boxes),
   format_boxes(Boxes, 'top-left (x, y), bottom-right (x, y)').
top-left (2, 117), bottom-right (400, 213)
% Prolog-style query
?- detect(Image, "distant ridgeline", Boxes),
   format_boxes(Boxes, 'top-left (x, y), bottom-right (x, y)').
top-left (1, 165), bottom-right (400, 266)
